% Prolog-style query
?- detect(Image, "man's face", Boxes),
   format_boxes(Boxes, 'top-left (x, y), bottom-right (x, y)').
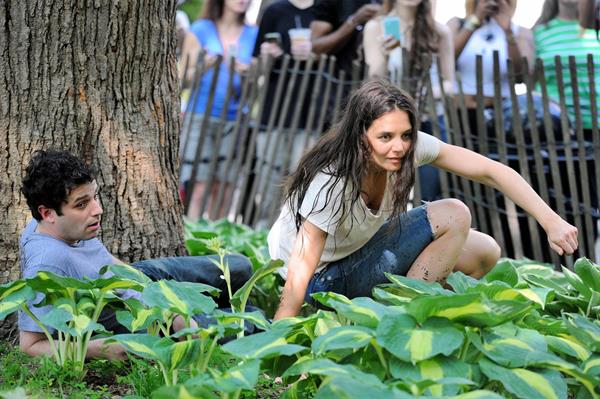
top-left (40, 180), bottom-right (103, 244)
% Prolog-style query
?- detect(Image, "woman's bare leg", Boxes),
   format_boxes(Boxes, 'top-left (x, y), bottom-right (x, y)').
top-left (455, 230), bottom-right (501, 279)
top-left (406, 199), bottom-right (471, 283)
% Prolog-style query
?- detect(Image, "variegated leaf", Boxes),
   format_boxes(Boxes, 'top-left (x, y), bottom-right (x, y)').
top-left (479, 358), bottom-right (567, 399)
top-left (311, 325), bottom-right (374, 355)
top-left (221, 328), bottom-right (305, 359)
top-left (142, 280), bottom-right (216, 317)
top-left (376, 314), bottom-right (463, 363)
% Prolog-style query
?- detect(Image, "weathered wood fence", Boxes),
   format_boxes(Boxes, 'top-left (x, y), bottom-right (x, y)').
top-left (179, 52), bottom-right (599, 266)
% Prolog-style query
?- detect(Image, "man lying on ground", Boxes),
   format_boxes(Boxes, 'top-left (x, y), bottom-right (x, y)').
top-left (18, 149), bottom-right (252, 360)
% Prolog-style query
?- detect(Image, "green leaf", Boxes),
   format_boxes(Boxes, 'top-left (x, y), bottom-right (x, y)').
top-left (184, 238), bottom-right (212, 256)
top-left (99, 263), bottom-right (152, 285)
top-left (476, 324), bottom-right (553, 368)
top-left (529, 356), bottom-right (600, 397)
top-left (142, 280), bottom-right (216, 317)
top-left (283, 358), bottom-right (383, 386)
top-left (315, 375), bottom-right (412, 399)
top-left (311, 292), bottom-right (390, 328)
top-left (372, 287), bottom-right (411, 305)
top-left (376, 315), bottom-right (463, 363)
top-left (0, 283), bottom-right (35, 320)
top-left (230, 259), bottom-right (282, 312)
top-left (311, 325), bottom-right (374, 355)
top-left (545, 335), bottom-right (591, 362)
top-left (389, 356), bottom-right (481, 396)
top-left (27, 271), bottom-right (92, 292)
top-left (151, 384), bottom-right (218, 399)
top-left (207, 359), bottom-right (260, 392)
top-left (447, 272), bottom-right (480, 294)
top-left (384, 273), bottom-right (453, 298)
top-left (583, 355), bottom-right (600, 376)
top-left (449, 390), bottom-right (505, 399)
top-left (522, 312), bottom-right (567, 336)
top-left (564, 313), bottom-right (600, 352)
top-left (479, 358), bottom-right (567, 399)
top-left (221, 328), bottom-right (306, 359)
top-left (483, 259), bottom-right (519, 286)
top-left (407, 293), bottom-right (532, 327)
top-left (115, 301), bottom-right (163, 333)
top-left (109, 334), bottom-right (199, 371)
top-left (561, 266), bottom-right (592, 299)
top-left (213, 309), bottom-right (271, 331)
top-left (574, 258), bottom-right (600, 292)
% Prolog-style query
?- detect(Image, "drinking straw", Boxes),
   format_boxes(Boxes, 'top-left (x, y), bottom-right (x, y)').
top-left (295, 15), bottom-right (302, 29)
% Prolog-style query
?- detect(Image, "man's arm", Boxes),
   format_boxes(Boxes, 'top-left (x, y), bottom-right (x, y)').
top-left (274, 220), bottom-right (327, 319)
top-left (311, 4), bottom-right (381, 56)
top-left (20, 330), bottom-right (127, 361)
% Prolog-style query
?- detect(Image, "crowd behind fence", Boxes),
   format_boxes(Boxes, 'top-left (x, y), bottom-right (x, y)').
top-left (179, 52), bottom-right (599, 267)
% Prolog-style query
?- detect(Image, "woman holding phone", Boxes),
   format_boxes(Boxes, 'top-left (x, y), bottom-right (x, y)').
top-left (363, 0), bottom-right (455, 99)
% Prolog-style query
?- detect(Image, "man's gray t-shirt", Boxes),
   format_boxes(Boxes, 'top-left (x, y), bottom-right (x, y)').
top-left (18, 220), bottom-right (124, 333)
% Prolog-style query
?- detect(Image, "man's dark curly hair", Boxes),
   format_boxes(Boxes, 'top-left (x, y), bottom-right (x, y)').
top-left (22, 150), bottom-right (97, 221)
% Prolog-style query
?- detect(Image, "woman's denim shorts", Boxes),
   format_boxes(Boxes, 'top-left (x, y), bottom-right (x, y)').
top-left (304, 204), bottom-right (434, 305)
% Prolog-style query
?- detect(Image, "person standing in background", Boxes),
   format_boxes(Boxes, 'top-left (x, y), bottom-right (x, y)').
top-left (253, 0), bottom-right (315, 129)
top-left (447, 0), bottom-right (534, 110)
top-left (180, 0), bottom-right (258, 220)
top-left (310, 0), bottom-right (382, 77)
top-left (534, 0), bottom-right (600, 138)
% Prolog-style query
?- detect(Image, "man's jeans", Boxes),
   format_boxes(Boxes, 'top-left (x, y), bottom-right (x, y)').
top-left (133, 254), bottom-right (253, 308)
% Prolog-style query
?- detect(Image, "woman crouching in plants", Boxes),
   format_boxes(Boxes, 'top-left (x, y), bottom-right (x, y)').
top-left (269, 78), bottom-right (579, 319)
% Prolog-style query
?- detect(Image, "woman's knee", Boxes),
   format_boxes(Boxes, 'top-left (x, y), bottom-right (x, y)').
top-left (427, 199), bottom-right (472, 237)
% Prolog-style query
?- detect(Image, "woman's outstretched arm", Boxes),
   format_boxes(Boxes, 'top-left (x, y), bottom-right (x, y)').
top-left (432, 143), bottom-right (578, 255)
top-left (274, 220), bottom-right (327, 319)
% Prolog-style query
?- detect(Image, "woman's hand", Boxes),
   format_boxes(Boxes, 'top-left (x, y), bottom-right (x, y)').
top-left (474, 0), bottom-right (498, 21)
top-left (544, 217), bottom-right (579, 256)
top-left (380, 35), bottom-right (401, 56)
top-left (493, 0), bottom-right (513, 31)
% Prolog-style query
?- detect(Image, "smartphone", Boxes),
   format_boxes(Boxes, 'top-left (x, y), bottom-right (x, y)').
top-left (264, 32), bottom-right (282, 46)
top-left (382, 16), bottom-right (402, 42)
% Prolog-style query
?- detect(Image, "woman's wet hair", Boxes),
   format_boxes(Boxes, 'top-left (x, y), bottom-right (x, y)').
top-left (285, 78), bottom-right (419, 232)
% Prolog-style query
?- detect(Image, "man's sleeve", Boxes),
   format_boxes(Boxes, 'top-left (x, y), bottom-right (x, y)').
top-left (311, 0), bottom-right (338, 27)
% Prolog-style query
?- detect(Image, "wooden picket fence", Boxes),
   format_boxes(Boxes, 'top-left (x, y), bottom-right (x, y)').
top-left (179, 52), bottom-right (599, 266)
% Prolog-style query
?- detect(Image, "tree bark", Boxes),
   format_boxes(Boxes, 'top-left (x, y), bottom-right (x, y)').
top-left (0, 0), bottom-right (186, 338)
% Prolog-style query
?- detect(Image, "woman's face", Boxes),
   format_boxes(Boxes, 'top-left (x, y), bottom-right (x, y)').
top-left (365, 108), bottom-right (413, 173)
top-left (224, 0), bottom-right (251, 15)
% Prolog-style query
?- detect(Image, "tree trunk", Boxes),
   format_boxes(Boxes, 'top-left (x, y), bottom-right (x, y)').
top-left (0, 0), bottom-right (186, 339)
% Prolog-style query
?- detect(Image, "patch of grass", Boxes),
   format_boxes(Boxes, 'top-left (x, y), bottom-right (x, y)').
top-left (0, 341), bottom-right (131, 398)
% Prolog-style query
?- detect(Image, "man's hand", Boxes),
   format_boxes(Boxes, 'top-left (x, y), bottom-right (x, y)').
top-left (260, 41), bottom-right (284, 58)
top-left (351, 4), bottom-right (381, 26)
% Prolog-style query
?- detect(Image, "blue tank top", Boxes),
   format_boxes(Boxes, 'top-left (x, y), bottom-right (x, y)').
top-left (189, 19), bottom-right (258, 120)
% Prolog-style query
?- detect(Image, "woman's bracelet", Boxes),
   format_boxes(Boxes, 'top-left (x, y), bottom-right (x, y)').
top-left (463, 14), bottom-right (481, 31)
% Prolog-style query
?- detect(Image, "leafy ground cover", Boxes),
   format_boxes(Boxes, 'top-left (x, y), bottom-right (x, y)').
top-left (0, 219), bottom-right (598, 398)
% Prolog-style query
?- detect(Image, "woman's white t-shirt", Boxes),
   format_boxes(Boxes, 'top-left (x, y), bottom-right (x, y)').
top-left (268, 131), bottom-right (442, 279)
